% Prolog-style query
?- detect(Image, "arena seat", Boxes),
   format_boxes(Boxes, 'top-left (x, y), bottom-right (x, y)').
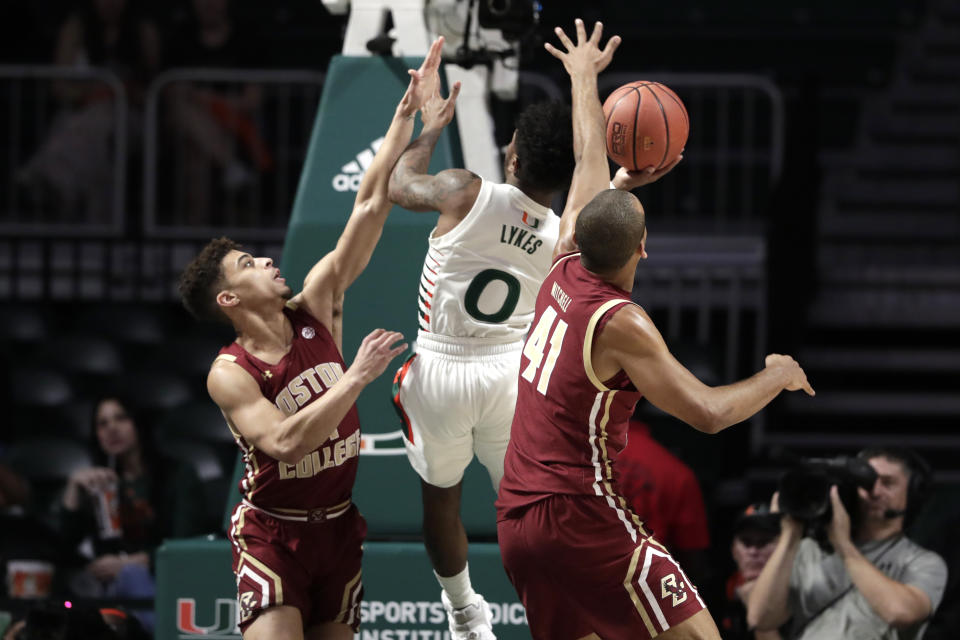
top-left (12, 368), bottom-right (73, 408)
top-left (1, 437), bottom-right (93, 519)
top-left (38, 335), bottom-right (124, 396)
top-left (118, 370), bottom-right (193, 413)
top-left (40, 336), bottom-right (123, 376)
top-left (55, 399), bottom-right (95, 442)
top-left (149, 335), bottom-right (226, 379)
top-left (156, 401), bottom-right (235, 473)
top-left (2, 436), bottom-right (91, 483)
top-left (156, 439), bottom-right (224, 482)
top-left (157, 401), bottom-right (232, 444)
top-left (0, 306), bottom-right (48, 343)
top-left (75, 305), bottom-right (166, 345)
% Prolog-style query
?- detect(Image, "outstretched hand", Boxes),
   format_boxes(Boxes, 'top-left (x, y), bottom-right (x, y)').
top-left (765, 353), bottom-right (815, 396)
top-left (612, 154), bottom-right (684, 190)
top-left (545, 19), bottom-right (621, 77)
top-left (351, 328), bottom-right (407, 385)
top-left (398, 36), bottom-right (445, 119)
top-left (420, 78), bottom-right (461, 131)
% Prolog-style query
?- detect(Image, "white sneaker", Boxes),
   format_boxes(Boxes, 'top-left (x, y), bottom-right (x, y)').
top-left (441, 591), bottom-right (497, 640)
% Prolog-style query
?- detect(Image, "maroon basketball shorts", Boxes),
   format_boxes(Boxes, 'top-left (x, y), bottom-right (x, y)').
top-left (228, 500), bottom-right (366, 633)
top-left (498, 494), bottom-right (706, 639)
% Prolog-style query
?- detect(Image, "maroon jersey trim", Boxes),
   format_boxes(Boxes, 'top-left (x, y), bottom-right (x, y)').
top-left (546, 250), bottom-right (580, 278)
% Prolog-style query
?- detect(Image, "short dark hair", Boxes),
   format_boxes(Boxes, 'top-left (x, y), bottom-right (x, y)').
top-left (178, 236), bottom-right (239, 323)
top-left (858, 446), bottom-right (932, 522)
top-left (514, 101), bottom-right (574, 193)
top-left (575, 189), bottom-right (646, 272)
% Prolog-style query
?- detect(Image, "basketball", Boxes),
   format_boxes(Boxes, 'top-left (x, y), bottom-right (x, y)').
top-left (602, 81), bottom-right (689, 171)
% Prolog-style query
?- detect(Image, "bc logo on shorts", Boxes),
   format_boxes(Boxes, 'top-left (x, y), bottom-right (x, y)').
top-left (239, 591), bottom-right (258, 622)
top-left (660, 574), bottom-right (688, 607)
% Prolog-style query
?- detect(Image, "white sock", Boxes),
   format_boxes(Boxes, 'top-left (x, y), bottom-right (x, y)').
top-left (435, 564), bottom-right (477, 609)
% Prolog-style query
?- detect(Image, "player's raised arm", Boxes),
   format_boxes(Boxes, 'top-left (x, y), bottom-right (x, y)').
top-left (208, 328), bottom-right (406, 465)
top-left (387, 70), bottom-right (477, 219)
top-left (547, 19), bottom-right (621, 259)
top-left (298, 37), bottom-right (445, 315)
top-left (596, 304), bottom-right (814, 434)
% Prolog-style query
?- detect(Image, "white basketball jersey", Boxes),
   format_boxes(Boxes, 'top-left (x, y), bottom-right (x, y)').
top-left (416, 179), bottom-right (560, 342)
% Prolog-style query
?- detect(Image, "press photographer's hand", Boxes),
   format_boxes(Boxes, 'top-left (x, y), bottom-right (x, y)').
top-left (827, 485), bottom-right (854, 553)
top-left (771, 490), bottom-right (802, 539)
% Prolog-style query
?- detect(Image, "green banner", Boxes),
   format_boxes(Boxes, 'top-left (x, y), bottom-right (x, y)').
top-left (154, 539), bottom-right (531, 639)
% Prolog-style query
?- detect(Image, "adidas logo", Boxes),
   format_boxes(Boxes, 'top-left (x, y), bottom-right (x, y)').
top-left (332, 137), bottom-right (385, 192)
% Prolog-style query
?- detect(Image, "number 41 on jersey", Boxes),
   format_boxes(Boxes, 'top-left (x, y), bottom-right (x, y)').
top-left (521, 305), bottom-right (568, 395)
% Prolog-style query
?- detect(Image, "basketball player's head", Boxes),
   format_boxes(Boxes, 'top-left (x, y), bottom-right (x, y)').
top-left (504, 101), bottom-right (574, 194)
top-left (179, 236), bottom-right (292, 324)
top-left (575, 189), bottom-right (647, 273)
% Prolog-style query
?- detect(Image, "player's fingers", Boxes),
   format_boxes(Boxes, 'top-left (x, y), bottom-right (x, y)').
top-left (554, 26), bottom-right (574, 51)
top-left (364, 328), bottom-right (386, 343)
top-left (574, 18), bottom-right (587, 44)
top-left (589, 21), bottom-right (603, 45)
top-left (446, 81), bottom-right (462, 105)
top-left (543, 42), bottom-right (564, 60)
top-left (428, 36), bottom-right (444, 67)
top-left (803, 378), bottom-right (816, 397)
top-left (388, 344), bottom-right (409, 358)
top-left (599, 35), bottom-right (622, 65)
top-left (375, 331), bottom-right (405, 348)
top-left (829, 485), bottom-right (841, 505)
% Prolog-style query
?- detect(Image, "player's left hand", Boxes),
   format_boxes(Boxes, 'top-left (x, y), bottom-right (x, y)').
top-left (612, 154), bottom-right (684, 190)
top-left (545, 19), bottom-right (621, 77)
top-left (87, 554), bottom-right (127, 582)
top-left (827, 485), bottom-right (853, 553)
top-left (420, 78), bottom-right (461, 131)
top-left (399, 36), bottom-right (445, 119)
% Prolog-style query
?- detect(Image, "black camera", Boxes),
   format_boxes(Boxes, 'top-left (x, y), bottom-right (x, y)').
top-left (778, 456), bottom-right (878, 550)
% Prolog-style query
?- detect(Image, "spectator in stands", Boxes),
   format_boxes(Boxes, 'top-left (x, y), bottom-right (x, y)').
top-left (0, 463), bottom-right (30, 510)
top-left (615, 418), bottom-right (712, 587)
top-left (16, 0), bottom-right (161, 220)
top-left (748, 447), bottom-right (948, 639)
top-left (60, 395), bottom-right (205, 629)
top-left (165, 0), bottom-right (270, 220)
top-left (719, 503), bottom-right (782, 640)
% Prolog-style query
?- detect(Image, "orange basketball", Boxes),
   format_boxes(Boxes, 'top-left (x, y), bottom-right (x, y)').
top-left (602, 81), bottom-right (689, 171)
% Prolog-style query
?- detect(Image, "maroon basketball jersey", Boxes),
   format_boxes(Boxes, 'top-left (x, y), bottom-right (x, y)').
top-left (217, 304), bottom-right (361, 510)
top-left (497, 252), bottom-right (643, 518)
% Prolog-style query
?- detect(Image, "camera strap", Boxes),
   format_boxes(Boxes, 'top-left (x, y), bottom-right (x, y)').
top-left (798, 534), bottom-right (903, 629)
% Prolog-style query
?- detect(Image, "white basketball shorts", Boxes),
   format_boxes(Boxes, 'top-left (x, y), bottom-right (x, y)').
top-left (392, 332), bottom-right (522, 490)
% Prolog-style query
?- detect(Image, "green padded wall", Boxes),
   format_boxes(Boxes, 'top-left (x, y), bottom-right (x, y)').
top-left (155, 539), bottom-right (531, 639)
top-left (222, 55), bottom-right (498, 536)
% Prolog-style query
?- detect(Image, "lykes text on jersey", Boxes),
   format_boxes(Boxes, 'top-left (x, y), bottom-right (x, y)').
top-left (500, 224), bottom-right (543, 255)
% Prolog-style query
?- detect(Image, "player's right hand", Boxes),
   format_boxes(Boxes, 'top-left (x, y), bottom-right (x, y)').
top-left (69, 467), bottom-right (117, 492)
top-left (351, 328), bottom-right (407, 384)
top-left (765, 353), bottom-right (815, 396)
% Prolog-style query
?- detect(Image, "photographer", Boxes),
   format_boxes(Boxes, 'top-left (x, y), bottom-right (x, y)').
top-left (747, 447), bottom-right (947, 639)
